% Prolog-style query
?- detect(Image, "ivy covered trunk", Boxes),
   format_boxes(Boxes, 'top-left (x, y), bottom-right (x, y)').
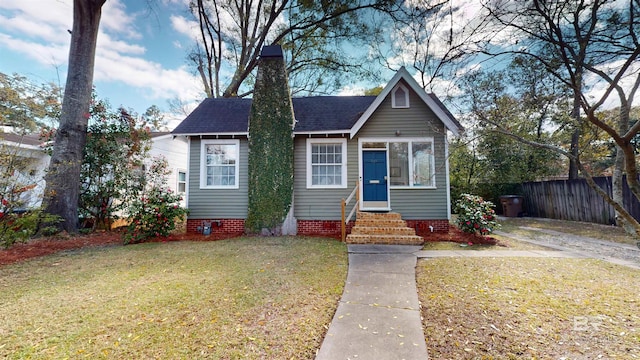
top-left (245, 45), bottom-right (296, 235)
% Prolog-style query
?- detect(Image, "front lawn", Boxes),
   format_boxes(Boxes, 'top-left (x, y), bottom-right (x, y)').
top-left (0, 237), bottom-right (347, 359)
top-left (417, 257), bottom-right (640, 359)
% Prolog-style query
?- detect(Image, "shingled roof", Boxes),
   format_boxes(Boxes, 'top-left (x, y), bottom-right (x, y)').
top-left (172, 98), bottom-right (253, 135)
top-left (172, 96), bottom-right (376, 136)
top-left (172, 67), bottom-right (463, 137)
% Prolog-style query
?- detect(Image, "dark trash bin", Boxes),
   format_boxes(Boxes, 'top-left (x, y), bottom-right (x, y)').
top-left (500, 195), bottom-right (523, 217)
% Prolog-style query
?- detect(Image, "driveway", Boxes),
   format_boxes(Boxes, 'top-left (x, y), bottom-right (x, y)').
top-left (495, 220), bottom-right (640, 269)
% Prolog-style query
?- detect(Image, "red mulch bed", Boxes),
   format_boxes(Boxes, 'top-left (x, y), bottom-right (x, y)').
top-left (1, 224), bottom-right (496, 267)
top-left (0, 231), bottom-right (241, 267)
top-left (421, 224), bottom-right (498, 245)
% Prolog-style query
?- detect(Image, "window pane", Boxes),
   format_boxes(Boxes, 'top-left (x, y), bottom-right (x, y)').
top-left (394, 87), bottom-right (406, 107)
top-left (389, 142), bottom-right (409, 186)
top-left (206, 144), bottom-right (237, 165)
top-left (413, 142), bottom-right (433, 186)
top-left (310, 142), bottom-right (343, 186)
top-left (203, 142), bottom-right (238, 187)
top-left (178, 183), bottom-right (186, 193)
top-left (178, 172), bottom-right (186, 182)
top-left (362, 142), bottom-right (385, 149)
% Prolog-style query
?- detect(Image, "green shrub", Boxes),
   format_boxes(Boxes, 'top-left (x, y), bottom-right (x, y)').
top-left (455, 193), bottom-right (500, 236)
top-left (123, 187), bottom-right (188, 245)
top-left (0, 210), bottom-right (61, 249)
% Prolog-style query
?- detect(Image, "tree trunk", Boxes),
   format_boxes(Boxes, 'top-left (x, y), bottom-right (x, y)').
top-left (568, 77), bottom-right (582, 180)
top-left (43, 0), bottom-right (105, 233)
top-left (613, 105), bottom-right (631, 229)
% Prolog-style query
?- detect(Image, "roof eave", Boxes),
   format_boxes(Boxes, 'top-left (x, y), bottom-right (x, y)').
top-left (0, 140), bottom-right (44, 151)
top-left (170, 132), bottom-right (249, 137)
top-left (293, 130), bottom-right (351, 136)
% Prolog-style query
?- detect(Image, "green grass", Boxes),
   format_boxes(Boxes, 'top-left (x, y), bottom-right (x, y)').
top-left (417, 257), bottom-right (640, 359)
top-left (0, 237), bottom-right (347, 359)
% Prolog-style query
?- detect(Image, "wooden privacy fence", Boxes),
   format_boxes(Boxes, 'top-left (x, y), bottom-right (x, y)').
top-left (521, 176), bottom-right (640, 225)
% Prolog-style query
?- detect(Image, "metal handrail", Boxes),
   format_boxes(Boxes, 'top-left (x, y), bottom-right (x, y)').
top-left (341, 181), bottom-right (359, 242)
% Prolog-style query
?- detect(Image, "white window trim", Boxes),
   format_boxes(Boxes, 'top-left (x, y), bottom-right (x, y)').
top-left (306, 138), bottom-right (348, 189)
top-left (200, 139), bottom-right (240, 189)
top-left (359, 137), bottom-right (436, 190)
top-left (404, 140), bottom-right (436, 189)
top-left (177, 169), bottom-right (187, 194)
top-left (391, 84), bottom-right (410, 108)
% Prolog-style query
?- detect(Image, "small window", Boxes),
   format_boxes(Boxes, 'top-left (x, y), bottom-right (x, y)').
top-left (392, 84), bottom-right (410, 108)
top-left (177, 170), bottom-right (186, 193)
top-left (200, 139), bottom-right (240, 189)
top-left (306, 138), bottom-right (347, 188)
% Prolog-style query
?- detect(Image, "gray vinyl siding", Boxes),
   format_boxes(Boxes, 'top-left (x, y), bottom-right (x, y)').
top-left (187, 136), bottom-right (249, 219)
top-left (356, 82), bottom-right (450, 220)
top-left (293, 136), bottom-right (358, 220)
top-left (187, 81), bottom-right (450, 221)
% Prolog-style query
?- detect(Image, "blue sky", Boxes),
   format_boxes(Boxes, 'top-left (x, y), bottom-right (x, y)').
top-left (0, 0), bottom-right (205, 127)
top-left (0, 0), bottom-right (399, 129)
top-left (1, 0), bottom-right (632, 130)
top-left (0, 0), bottom-right (487, 129)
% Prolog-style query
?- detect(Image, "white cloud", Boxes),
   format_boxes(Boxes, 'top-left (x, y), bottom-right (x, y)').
top-left (584, 59), bottom-right (640, 110)
top-left (0, 33), bottom-right (69, 67)
top-left (101, 0), bottom-right (142, 40)
top-left (170, 15), bottom-right (199, 40)
top-left (0, 0), bottom-right (206, 112)
top-left (0, 0), bottom-right (71, 29)
top-left (97, 33), bottom-right (146, 56)
top-left (338, 85), bottom-right (366, 96)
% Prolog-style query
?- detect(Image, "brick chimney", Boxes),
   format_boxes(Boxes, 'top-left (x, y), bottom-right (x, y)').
top-left (245, 45), bottom-right (297, 235)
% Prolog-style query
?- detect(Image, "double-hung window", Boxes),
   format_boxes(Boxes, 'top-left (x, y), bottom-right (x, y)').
top-left (177, 170), bottom-right (187, 193)
top-left (200, 139), bottom-right (239, 189)
top-left (306, 138), bottom-right (347, 188)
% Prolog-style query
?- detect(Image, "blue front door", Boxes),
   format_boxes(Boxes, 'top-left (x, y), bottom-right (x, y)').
top-left (363, 150), bottom-right (388, 202)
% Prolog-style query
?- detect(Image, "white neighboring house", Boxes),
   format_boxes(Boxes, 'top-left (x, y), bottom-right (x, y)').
top-left (0, 131), bottom-right (50, 209)
top-left (148, 132), bottom-right (189, 207)
top-left (0, 130), bottom-right (188, 211)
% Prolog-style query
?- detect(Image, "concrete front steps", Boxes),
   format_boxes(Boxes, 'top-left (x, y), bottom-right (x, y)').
top-left (346, 211), bottom-right (424, 245)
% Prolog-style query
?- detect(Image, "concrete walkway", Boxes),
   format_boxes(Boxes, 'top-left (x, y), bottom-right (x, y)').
top-left (316, 245), bottom-right (428, 360)
top-left (316, 226), bottom-right (640, 359)
top-left (316, 245), bottom-right (593, 360)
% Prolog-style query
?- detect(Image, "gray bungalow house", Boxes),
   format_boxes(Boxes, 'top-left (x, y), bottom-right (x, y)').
top-left (173, 53), bottom-right (462, 242)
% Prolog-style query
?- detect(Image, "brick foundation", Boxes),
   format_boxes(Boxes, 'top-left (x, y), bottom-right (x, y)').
top-left (186, 218), bottom-right (466, 242)
top-left (186, 219), bottom-right (245, 235)
top-left (297, 220), bottom-right (354, 238)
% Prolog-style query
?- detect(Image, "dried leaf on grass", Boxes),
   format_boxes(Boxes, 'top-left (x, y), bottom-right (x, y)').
top-left (0, 237), bottom-right (347, 359)
top-left (417, 257), bottom-right (640, 359)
